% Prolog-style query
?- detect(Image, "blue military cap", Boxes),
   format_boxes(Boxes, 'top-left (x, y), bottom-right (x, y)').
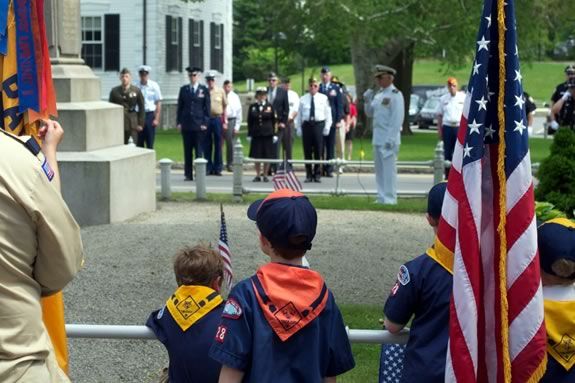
top-left (185, 66), bottom-right (203, 74)
top-left (427, 182), bottom-right (447, 220)
top-left (320, 65), bottom-right (330, 74)
top-left (538, 218), bottom-right (575, 279)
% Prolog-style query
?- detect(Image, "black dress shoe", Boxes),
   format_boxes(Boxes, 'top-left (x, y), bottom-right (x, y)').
top-left (314, 177), bottom-right (321, 183)
top-left (253, 176), bottom-right (262, 182)
top-left (304, 178), bottom-right (313, 183)
top-left (325, 173), bottom-right (333, 178)
top-left (263, 176), bottom-right (269, 182)
top-left (185, 177), bottom-right (193, 181)
top-left (214, 172), bottom-right (222, 176)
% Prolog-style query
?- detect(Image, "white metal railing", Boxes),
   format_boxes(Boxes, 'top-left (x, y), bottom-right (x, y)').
top-left (65, 324), bottom-right (409, 345)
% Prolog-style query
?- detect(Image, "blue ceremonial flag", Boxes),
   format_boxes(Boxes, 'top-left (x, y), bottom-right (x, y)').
top-left (379, 343), bottom-right (405, 383)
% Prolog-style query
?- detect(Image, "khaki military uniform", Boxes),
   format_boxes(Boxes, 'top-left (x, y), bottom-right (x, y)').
top-left (109, 85), bottom-right (145, 144)
top-left (0, 130), bottom-right (84, 383)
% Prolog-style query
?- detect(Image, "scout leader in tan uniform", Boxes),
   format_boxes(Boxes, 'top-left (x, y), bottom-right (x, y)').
top-left (109, 68), bottom-right (145, 144)
top-left (0, 121), bottom-right (84, 383)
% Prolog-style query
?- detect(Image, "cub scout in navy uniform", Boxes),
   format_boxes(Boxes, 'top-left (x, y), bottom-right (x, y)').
top-left (146, 244), bottom-right (225, 383)
top-left (537, 218), bottom-right (575, 383)
top-left (209, 189), bottom-right (355, 383)
top-left (383, 182), bottom-right (451, 383)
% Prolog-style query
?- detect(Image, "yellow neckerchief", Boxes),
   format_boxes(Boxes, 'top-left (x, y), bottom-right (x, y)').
top-left (543, 284), bottom-right (575, 371)
top-left (166, 285), bottom-right (223, 331)
top-left (426, 239), bottom-right (454, 275)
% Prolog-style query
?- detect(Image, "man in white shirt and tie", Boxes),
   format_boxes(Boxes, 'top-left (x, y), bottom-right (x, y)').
top-left (223, 80), bottom-right (242, 172)
top-left (136, 65), bottom-right (163, 149)
top-left (296, 77), bottom-right (332, 183)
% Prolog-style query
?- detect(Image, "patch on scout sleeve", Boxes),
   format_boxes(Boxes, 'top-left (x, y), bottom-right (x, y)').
top-left (41, 159), bottom-right (54, 181)
top-left (222, 298), bottom-right (242, 319)
top-left (391, 282), bottom-right (400, 296)
top-left (397, 265), bottom-right (410, 286)
top-left (215, 325), bottom-right (227, 343)
top-left (157, 306), bottom-right (165, 319)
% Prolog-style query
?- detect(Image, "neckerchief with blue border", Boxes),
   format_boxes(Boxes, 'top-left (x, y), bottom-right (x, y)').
top-left (543, 284), bottom-right (575, 371)
top-left (166, 285), bottom-right (223, 331)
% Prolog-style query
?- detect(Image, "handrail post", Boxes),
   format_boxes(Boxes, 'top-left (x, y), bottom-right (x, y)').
top-left (334, 159), bottom-right (342, 195)
top-left (159, 158), bottom-right (173, 200)
top-left (433, 141), bottom-right (445, 185)
top-left (194, 158), bottom-right (208, 200)
top-left (233, 138), bottom-right (244, 202)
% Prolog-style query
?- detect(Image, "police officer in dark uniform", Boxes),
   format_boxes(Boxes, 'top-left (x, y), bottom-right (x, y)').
top-left (550, 79), bottom-right (575, 131)
top-left (177, 66), bottom-right (211, 181)
top-left (109, 68), bottom-right (145, 145)
top-left (550, 65), bottom-right (575, 130)
top-left (319, 66), bottom-right (344, 177)
top-left (248, 87), bottom-right (277, 182)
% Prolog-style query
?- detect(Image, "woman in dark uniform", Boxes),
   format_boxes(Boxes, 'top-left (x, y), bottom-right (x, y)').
top-left (248, 87), bottom-right (277, 182)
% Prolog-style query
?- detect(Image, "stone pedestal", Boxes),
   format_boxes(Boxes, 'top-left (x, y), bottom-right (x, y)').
top-left (48, 0), bottom-right (156, 226)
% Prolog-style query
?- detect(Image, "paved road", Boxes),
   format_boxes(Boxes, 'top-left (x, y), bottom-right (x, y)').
top-left (157, 169), bottom-right (436, 195)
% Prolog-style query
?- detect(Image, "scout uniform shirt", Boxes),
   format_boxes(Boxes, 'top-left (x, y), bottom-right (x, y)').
top-left (365, 85), bottom-right (405, 147)
top-left (0, 130), bottom-right (83, 383)
top-left (109, 84), bottom-right (145, 132)
top-left (383, 247), bottom-right (453, 383)
top-left (540, 284), bottom-right (575, 383)
top-left (147, 285), bottom-right (224, 383)
top-left (209, 263), bottom-right (355, 382)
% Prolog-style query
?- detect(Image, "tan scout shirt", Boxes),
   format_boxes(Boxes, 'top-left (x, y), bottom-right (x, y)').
top-left (209, 86), bottom-right (227, 117)
top-left (0, 131), bottom-right (83, 382)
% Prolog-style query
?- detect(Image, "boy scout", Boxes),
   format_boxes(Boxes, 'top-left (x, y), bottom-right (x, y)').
top-left (0, 121), bottom-right (84, 382)
top-left (538, 218), bottom-right (575, 383)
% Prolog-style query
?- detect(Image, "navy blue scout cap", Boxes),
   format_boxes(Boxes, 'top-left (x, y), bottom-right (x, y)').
top-left (538, 218), bottom-right (575, 279)
top-left (247, 189), bottom-right (317, 250)
top-left (427, 182), bottom-right (448, 220)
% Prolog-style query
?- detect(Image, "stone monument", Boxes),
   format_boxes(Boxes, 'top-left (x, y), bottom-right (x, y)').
top-left (45, 0), bottom-right (156, 225)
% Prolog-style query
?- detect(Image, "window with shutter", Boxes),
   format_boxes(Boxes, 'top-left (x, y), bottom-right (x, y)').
top-left (189, 19), bottom-right (204, 69)
top-left (210, 22), bottom-right (216, 72)
top-left (81, 16), bottom-right (103, 70)
top-left (166, 16), bottom-right (182, 72)
top-left (104, 14), bottom-right (120, 71)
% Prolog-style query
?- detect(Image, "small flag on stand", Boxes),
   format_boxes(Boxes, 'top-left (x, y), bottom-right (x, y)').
top-left (218, 204), bottom-right (234, 291)
top-left (379, 343), bottom-right (405, 383)
top-left (272, 165), bottom-right (302, 192)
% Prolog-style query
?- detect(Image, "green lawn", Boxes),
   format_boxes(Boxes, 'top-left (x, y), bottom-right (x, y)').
top-left (155, 128), bottom-right (552, 164)
top-left (234, 59), bottom-right (568, 104)
top-left (339, 304), bottom-right (384, 382)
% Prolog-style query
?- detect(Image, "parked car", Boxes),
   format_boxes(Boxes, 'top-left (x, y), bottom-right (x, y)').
top-left (409, 94), bottom-right (422, 124)
top-left (418, 96), bottom-right (441, 129)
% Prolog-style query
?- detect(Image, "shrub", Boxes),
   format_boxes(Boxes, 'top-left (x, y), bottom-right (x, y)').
top-left (535, 128), bottom-right (575, 218)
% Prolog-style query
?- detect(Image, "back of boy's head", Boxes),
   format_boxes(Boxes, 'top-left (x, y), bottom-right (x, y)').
top-left (173, 244), bottom-right (224, 286)
top-left (538, 218), bottom-right (575, 281)
top-left (247, 189), bottom-right (317, 260)
top-left (427, 182), bottom-right (448, 221)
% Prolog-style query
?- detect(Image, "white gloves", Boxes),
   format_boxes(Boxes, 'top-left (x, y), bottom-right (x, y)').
top-left (273, 136), bottom-right (278, 144)
top-left (561, 91), bottom-right (572, 101)
top-left (296, 128), bottom-right (302, 137)
top-left (323, 126), bottom-right (330, 136)
top-left (550, 120), bottom-right (559, 131)
top-left (246, 136), bottom-right (252, 142)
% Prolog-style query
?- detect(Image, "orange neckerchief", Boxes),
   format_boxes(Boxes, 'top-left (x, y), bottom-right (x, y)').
top-left (251, 263), bottom-right (328, 342)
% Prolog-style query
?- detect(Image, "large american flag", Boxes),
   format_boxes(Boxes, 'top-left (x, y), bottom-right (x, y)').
top-left (218, 204), bottom-right (233, 291)
top-left (437, 0), bottom-right (547, 381)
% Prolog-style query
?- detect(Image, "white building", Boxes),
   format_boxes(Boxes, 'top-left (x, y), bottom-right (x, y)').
top-left (79, 0), bottom-right (233, 101)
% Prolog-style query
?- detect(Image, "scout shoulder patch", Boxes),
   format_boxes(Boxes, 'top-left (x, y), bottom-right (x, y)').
top-left (397, 265), bottom-right (410, 285)
top-left (222, 298), bottom-right (242, 319)
top-left (41, 158), bottom-right (54, 181)
top-left (390, 282), bottom-right (400, 296)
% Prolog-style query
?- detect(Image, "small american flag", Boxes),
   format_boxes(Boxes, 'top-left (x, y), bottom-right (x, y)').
top-left (272, 166), bottom-right (302, 192)
top-left (438, 0), bottom-right (547, 381)
top-left (379, 343), bottom-right (405, 383)
top-left (218, 204), bottom-right (233, 291)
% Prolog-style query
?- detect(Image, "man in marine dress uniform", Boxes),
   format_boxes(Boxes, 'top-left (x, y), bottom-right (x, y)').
top-left (364, 65), bottom-right (405, 205)
top-left (109, 68), bottom-right (145, 145)
top-left (177, 66), bottom-right (211, 181)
